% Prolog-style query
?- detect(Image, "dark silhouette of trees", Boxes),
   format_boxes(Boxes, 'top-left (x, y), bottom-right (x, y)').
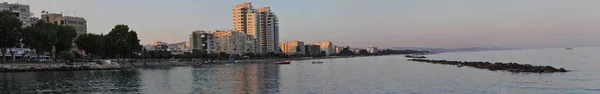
top-left (103, 25), bottom-right (142, 59)
top-left (0, 11), bottom-right (23, 63)
top-left (75, 33), bottom-right (105, 58)
top-left (339, 47), bottom-right (354, 56)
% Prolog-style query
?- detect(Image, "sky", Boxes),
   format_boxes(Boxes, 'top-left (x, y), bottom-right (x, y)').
top-left (8, 0), bottom-right (600, 49)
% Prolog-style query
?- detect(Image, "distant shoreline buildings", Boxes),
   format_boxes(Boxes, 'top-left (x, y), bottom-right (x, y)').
top-left (186, 2), bottom-right (283, 55)
top-left (1, 2), bottom-right (87, 59)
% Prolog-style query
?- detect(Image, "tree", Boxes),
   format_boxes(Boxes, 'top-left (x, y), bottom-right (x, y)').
top-left (359, 49), bottom-right (369, 55)
top-left (0, 11), bottom-right (23, 63)
top-left (57, 51), bottom-right (75, 62)
top-left (104, 25), bottom-right (142, 59)
top-left (54, 25), bottom-right (77, 53)
top-left (340, 47), bottom-right (354, 56)
top-left (75, 33), bottom-right (105, 58)
top-left (23, 21), bottom-right (59, 62)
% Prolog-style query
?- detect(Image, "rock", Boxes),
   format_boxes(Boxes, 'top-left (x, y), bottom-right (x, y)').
top-left (409, 59), bottom-right (567, 73)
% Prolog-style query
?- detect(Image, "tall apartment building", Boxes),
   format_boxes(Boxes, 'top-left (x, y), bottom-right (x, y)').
top-left (0, 2), bottom-right (33, 27)
top-left (190, 30), bottom-right (215, 53)
top-left (313, 41), bottom-right (335, 55)
top-left (279, 40), bottom-right (304, 55)
top-left (256, 7), bottom-right (279, 54)
top-left (41, 13), bottom-right (87, 35)
top-left (213, 30), bottom-right (256, 55)
top-left (233, 2), bottom-right (262, 54)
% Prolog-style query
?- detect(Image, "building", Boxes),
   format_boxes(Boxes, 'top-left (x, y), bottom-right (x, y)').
top-left (149, 41), bottom-right (169, 51)
top-left (279, 40), bottom-right (304, 55)
top-left (351, 48), bottom-right (362, 54)
top-left (0, 2), bottom-right (33, 27)
top-left (167, 41), bottom-right (191, 55)
top-left (213, 30), bottom-right (256, 55)
top-left (313, 41), bottom-right (335, 55)
top-left (304, 44), bottom-right (321, 56)
top-left (367, 46), bottom-right (378, 53)
top-left (41, 12), bottom-right (87, 35)
top-left (145, 41), bottom-right (191, 55)
top-left (233, 2), bottom-right (262, 54)
top-left (190, 30), bottom-right (215, 53)
top-left (256, 6), bottom-right (279, 54)
top-left (334, 45), bottom-right (342, 54)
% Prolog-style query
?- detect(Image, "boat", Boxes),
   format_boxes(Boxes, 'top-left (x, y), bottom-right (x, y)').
top-left (312, 61), bottom-right (323, 64)
top-left (273, 61), bottom-right (291, 64)
top-left (565, 47), bottom-right (573, 50)
top-left (405, 55), bottom-right (427, 58)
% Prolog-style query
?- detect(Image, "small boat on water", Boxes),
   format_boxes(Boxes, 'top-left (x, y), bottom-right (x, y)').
top-left (405, 55), bottom-right (427, 58)
top-left (565, 47), bottom-right (573, 50)
top-left (274, 61), bottom-right (291, 64)
top-left (312, 61), bottom-right (323, 64)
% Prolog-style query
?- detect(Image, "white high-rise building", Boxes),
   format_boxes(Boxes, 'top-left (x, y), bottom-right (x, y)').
top-left (257, 7), bottom-right (279, 54)
top-left (233, 2), bottom-right (280, 54)
top-left (0, 2), bottom-right (33, 27)
top-left (233, 2), bottom-right (262, 54)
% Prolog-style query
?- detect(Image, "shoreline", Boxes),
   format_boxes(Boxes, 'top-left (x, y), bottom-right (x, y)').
top-left (0, 54), bottom-right (400, 72)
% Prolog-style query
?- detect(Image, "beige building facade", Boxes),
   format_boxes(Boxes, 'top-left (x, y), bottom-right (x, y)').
top-left (41, 13), bottom-right (87, 35)
top-left (213, 30), bottom-right (256, 55)
top-left (313, 41), bottom-right (335, 55)
top-left (279, 40), bottom-right (304, 55)
top-left (233, 2), bottom-right (262, 54)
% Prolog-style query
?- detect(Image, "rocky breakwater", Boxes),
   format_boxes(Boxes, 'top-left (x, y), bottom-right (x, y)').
top-left (408, 59), bottom-right (567, 73)
top-left (0, 62), bottom-right (132, 72)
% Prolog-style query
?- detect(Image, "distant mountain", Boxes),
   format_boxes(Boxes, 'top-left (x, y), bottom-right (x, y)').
top-left (390, 47), bottom-right (512, 53)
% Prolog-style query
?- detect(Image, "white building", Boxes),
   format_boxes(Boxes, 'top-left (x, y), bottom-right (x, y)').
top-left (367, 46), bottom-right (378, 53)
top-left (190, 30), bottom-right (215, 53)
top-left (0, 2), bottom-right (33, 27)
top-left (313, 41), bottom-right (335, 55)
top-left (213, 30), bottom-right (257, 55)
top-left (257, 7), bottom-right (279, 54)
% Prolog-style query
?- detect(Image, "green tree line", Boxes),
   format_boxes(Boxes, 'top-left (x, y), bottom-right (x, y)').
top-left (0, 11), bottom-right (143, 63)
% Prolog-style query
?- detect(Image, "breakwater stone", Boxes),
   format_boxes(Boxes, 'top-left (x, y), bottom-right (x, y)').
top-left (0, 62), bottom-right (131, 72)
top-left (409, 59), bottom-right (567, 73)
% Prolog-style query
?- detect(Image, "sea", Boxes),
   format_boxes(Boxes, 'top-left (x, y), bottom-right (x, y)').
top-left (1, 47), bottom-right (599, 93)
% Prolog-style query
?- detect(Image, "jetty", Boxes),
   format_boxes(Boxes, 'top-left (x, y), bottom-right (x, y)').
top-left (408, 59), bottom-right (567, 73)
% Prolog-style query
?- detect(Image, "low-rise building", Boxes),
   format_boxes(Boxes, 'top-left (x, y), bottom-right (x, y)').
top-left (367, 46), bottom-right (378, 53)
top-left (334, 45), bottom-right (342, 54)
top-left (313, 41), bottom-right (335, 55)
top-left (41, 12), bottom-right (87, 35)
top-left (213, 30), bottom-right (256, 55)
top-left (304, 44), bottom-right (321, 56)
top-left (279, 40), bottom-right (305, 55)
top-left (190, 30), bottom-right (215, 53)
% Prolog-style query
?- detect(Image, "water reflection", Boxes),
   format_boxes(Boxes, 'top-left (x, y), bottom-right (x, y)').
top-left (191, 62), bottom-right (281, 93)
top-left (0, 70), bottom-right (141, 93)
top-left (0, 62), bottom-right (282, 93)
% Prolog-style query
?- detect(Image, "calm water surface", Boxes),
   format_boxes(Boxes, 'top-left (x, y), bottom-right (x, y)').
top-left (1, 47), bottom-right (599, 93)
